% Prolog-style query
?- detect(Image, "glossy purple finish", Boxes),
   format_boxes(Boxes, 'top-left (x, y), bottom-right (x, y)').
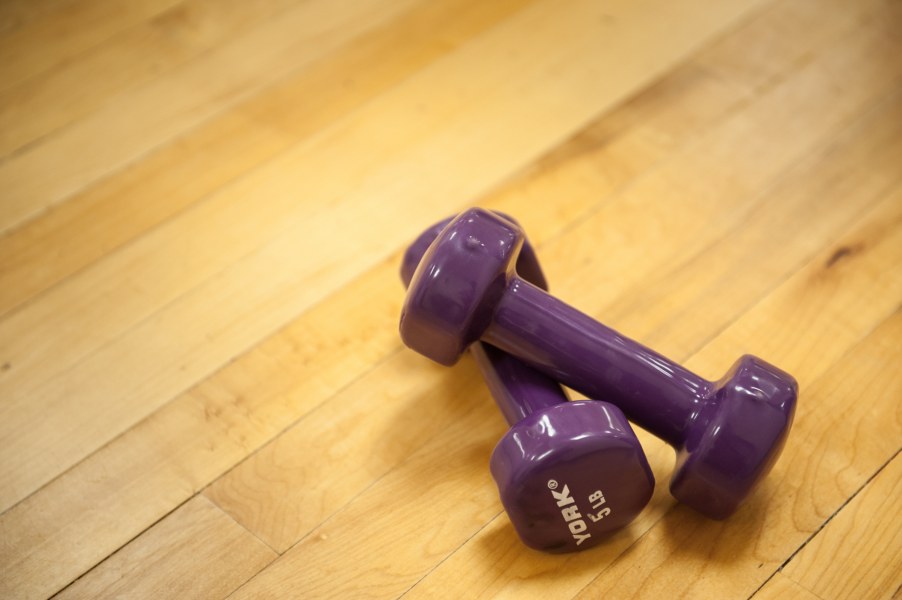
top-left (400, 214), bottom-right (547, 311)
top-left (400, 208), bottom-right (798, 519)
top-left (402, 216), bottom-right (654, 552)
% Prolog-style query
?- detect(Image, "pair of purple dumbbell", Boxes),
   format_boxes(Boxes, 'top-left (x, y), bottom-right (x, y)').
top-left (400, 209), bottom-right (797, 553)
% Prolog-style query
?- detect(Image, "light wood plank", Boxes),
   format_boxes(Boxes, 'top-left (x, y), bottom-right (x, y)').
top-left (0, 112), bottom-right (294, 318)
top-left (0, 0), bottom-right (303, 158)
top-left (0, 0), bottom-right (420, 234)
top-left (0, 0), bottom-right (770, 513)
top-left (0, 0), bottom-right (185, 92)
top-left (0, 0), bottom-right (535, 316)
top-left (781, 456), bottom-right (902, 600)
top-left (752, 573), bottom-right (823, 600)
top-left (235, 0), bottom-right (540, 140)
top-left (226, 369), bottom-right (539, 600)
top-left (0, 0), bottom-right (74, 37)
top-left (0, 256), bottom-right (409, 600)
top-left (53, 495), bottom-right (276, 600)
top-left (538, 15), bottom-right (902, 322)
top-left (204, 348), bottom-right (507, 554)
top-left (597, 87), bottom-right (902, 361)
top-left (206, 83), bottom-right (902, 555)
top-left (0, 11), bottom-right (767, 595)
top-left (693, 0), bottom-right (888, 92)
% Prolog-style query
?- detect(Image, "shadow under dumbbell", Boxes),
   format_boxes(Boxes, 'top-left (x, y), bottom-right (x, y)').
top-left (656, 487), bottom-right (767, 564)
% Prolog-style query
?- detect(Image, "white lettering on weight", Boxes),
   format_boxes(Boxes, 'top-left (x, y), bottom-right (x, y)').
top-left (587, 489), bottom-right (612, 523)
top-left (549, 484), bottom-right (591, 546)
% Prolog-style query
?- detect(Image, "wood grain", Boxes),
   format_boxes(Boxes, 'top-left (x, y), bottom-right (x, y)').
top-left (54, 495), bottom-right (276, 600)
top-left (781, 455), bottom-right (902, 600)
top-left (0, 0), bottom-right (420, 233)
top-left (752, 573), bottom-right (823, 600)
top-left (1, 0), bottom-right (899, 597)
top-left (0, 0), bottom-right (302, 158)
top-left (0, 0), bottom-right (185, 92)
top-left (0, 255), bottom-right (411, 600)
top-left (0, 0), bottom-right (535, 320)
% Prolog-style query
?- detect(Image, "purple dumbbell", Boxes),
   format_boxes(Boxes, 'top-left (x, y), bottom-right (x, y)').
top-left (401, 216), bottom-right (654, 553)
top-left (400, 208), bottom-right (798, 519)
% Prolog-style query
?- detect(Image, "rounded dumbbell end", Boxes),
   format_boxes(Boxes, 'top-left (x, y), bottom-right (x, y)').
top-left (400, 208), bottom-right (523, 366)
top-left (670, 355), bottom-right (798, 519)
top-left (490, 401), bottom-right (655, 553)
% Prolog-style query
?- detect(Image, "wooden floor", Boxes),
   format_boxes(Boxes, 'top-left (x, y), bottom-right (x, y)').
top-left (0, 0), bottom-right (900, 598)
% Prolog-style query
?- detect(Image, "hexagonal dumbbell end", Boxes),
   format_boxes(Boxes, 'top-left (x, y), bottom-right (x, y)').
top-left (400, 209), bottom-right (523, 366)
top-left (671, 355), bottom-right (797, 519)
top-left (486, 385), bottom-right (654, 552)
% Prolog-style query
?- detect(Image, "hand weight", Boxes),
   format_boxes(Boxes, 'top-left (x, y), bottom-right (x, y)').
top-left (402, 216), bottom-right (654, 552)
top-left (400, 208), bottom-right (798, 519)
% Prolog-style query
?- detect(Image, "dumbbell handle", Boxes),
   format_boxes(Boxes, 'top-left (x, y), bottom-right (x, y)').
top-left (470, 342), bottom-right (563, 426)
top-left (484, 277), bottom-right (712, 443)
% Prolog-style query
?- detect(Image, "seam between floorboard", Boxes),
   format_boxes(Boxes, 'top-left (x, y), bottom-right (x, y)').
top-left (0, 0), bottom-right (541, 242)
top-left (220, 444), bottom-right (427, 600)
top-left (210, 495), bottom-right (282, 556)
top-left (746, 449), bottom-right (902, 600)
top-left (0, 0), bottom-right (317, 165)
top-left (397, 512), bottom-right (505, 600)
top-left (47, 494), bottom-right (196, 600)
top-left (0, 0), bottom-right (191, 101)
top-left (42, 342), bottom-right (403, 597)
